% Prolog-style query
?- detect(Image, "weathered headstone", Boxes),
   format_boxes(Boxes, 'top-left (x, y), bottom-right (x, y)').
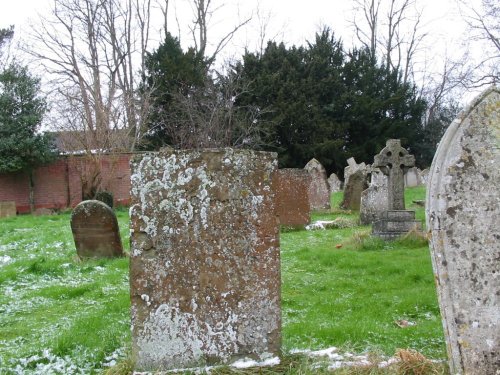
top-left (129, 149), bottom-right (281, 371)
top-left (0, 201), bottom-right (16, 218)
top-left (373, 139), bottom-right (414, 210)
top-left (70, 200), bottom-right (124, 258)
top-left (371, 139), bottom-right (422, 239)
top-left (404, 167), bottom-right (422, 187)
top-left (274, 169), bottom-right (311, 228)
top-left (327, 172), bottom-right (342, 193)
top-left (343, 157), bottom-right (367, 189)
top-left (304, 158), bottom-right (330, 210)
top-left (359, 169), bottom-right (388, 225)
top-left (426, 87), bottom-right (500, 374)
top-left (419, 168), bottom-right (430, 185)
top-left (340, 169), bottom-right (368, 210)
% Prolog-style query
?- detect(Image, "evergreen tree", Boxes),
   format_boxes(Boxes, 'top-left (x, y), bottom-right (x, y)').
top-left (235, 29), bottom-right (426, 175)
top-left (141, 33), bottom-right (207, 149)
top-left (0, 63), bottom-right (55, 211)
top-left (338, 48), bottom-right (426, 164)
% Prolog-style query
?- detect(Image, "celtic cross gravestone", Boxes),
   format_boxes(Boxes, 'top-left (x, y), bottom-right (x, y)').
top-left (372, 139), bottom-right (415, 210)
top-left (371, 139), bottom-right (421, 239)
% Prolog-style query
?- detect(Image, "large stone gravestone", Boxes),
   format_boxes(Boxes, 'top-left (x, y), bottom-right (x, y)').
top-left (371, 139), bottom-right (422, 239)
top-left (426, 87), bottom-right (499, 374)
top-left (129, 148), bottom-right (281, 371)
top-left (340, 169), bottom-right (368, 210)
top-left (274, 168), bottom-right (311, 228)
top-left (343, 157), bottom-right (367, 189)
top-left (304, 158), bottom-right (330, 210)
top-left (359, 169), bottom-right (388, 225)
top-left (70, 200), bottom-right (124, 258)
top-left (404, 167), bottom-right (422, 187)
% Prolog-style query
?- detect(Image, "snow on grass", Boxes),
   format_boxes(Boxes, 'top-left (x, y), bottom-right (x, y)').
top-left (0, 255), bottom-right (12, 265)
top-left (0, 212), bottom-right (130, 374)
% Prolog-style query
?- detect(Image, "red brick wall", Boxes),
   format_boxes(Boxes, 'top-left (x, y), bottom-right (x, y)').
top-left (0, 154), bottom-right (133, 213)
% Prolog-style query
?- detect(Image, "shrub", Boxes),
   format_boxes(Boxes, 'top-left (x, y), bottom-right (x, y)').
top-left (95, 191), bottom-right (114, 208)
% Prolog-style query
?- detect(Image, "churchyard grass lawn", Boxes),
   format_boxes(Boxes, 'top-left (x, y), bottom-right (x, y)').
top-left (0, 187), bottom-right (446, 374)
top-left (0, 210), bottom-right (131, 374)
top-left (281, 187), bottom-right (444, 359)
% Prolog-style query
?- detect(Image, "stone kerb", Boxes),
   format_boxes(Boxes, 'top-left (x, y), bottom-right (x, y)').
top-left (304, 158), bottom-right (330, 210)
top-left (274, 169), bottom-right (311, 228)
top-left (129, 148), bottom-right (281, 371)
top-left (426, 87), bottom-right (500, 375)
top-left (70, 200), bottom-right (124, 259)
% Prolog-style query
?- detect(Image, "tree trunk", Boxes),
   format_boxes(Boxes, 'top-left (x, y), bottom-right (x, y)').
top-left (29, 170), bottom-right (35, 213)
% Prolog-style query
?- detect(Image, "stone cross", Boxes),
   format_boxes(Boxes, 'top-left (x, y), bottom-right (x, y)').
top-left (372, 139), bottom-right (415, 210)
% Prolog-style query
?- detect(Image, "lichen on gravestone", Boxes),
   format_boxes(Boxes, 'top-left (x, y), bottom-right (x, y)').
top-left (70, 200), bottom-right (124, 259)
top-left (129, 148), bottom-right (281, 371)
top-left (426, 87), bottom-right (500, 375)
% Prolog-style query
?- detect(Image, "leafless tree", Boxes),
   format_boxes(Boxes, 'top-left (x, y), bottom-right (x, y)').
top-left (153, 65), bottom-right (272, 150)
top-left (351, 0), bottom-right (427, 85)
top-left (458, 0), bottom-right (499, 87)
top-left (26, 0), bottom-right (153, 151)
top-left (0, 25), bottom-right (14, 68)
top-left (24, 0), bottom-right (154, 198)
top-left (187, 0), bottom-right (252, 67)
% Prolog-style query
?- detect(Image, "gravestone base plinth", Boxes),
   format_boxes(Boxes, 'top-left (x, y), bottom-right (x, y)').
top-left (372, 210), bottom-right (422, 240)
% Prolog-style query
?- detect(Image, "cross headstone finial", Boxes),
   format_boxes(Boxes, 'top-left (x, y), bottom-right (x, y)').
top-left (372, 139), bottom-right (415, 210)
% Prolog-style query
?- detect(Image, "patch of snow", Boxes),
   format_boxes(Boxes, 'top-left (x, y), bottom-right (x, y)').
top-left (290, 347), bottom-right (400, 370)
top-left (231, 356), bottom-right (280, 369)
top-left (0, 255), bottom-right (12, 265)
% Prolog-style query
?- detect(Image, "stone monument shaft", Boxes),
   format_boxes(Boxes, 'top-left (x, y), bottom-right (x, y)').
top-left (373, 139), bottom-right (415, 210)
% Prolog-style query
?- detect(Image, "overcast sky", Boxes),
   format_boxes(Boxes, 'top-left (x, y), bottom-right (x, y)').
top-left (0, 0), bottom-right (484, 101)
top-left (1, 0), bottom-right (468, 54)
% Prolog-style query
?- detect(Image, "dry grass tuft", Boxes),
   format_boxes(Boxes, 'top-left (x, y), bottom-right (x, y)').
top-left (395, 349), bottom-right (441, 375)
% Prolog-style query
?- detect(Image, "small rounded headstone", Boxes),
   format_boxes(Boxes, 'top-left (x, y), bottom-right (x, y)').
top-left (70, 200), bottom-right (124, 259)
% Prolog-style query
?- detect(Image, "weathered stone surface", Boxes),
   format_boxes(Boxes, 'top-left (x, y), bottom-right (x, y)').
top-left (426, 87), bottom-right (500, 375)
top-left (70, 200), bottom-right (124, 259)
top-left (327, 172), bottom-right (342, 193)
top-left (0, 201), bottom-right (16, 218)
top-left (371, 139), bottom-right (422, 239)
top-left (373, 139), bottom-right (415, 210)
top-left (129, 148), bottom-right (281, 371)
top-left (304, 158), bottom-right (330, 210)
top-left (360, 169), bottom-right (388, 225)
top-left (274, 168), bottom-right (311, 228)
top-left (343, 157), bottom-right (367, 189)
top-left (340, 169), bottom-right (368, 210)
top-left (404, 167), bottom-right (422, 187)
top-left (419, 168), bottom-right (430, 185)
top-left (372, 210), bottom-right (422, 240)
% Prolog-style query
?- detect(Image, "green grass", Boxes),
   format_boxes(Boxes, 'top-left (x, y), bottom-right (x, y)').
top-left (0, 209), bottom-right (131, 374)
top-left (0, 188), bottom-right (445, 374)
